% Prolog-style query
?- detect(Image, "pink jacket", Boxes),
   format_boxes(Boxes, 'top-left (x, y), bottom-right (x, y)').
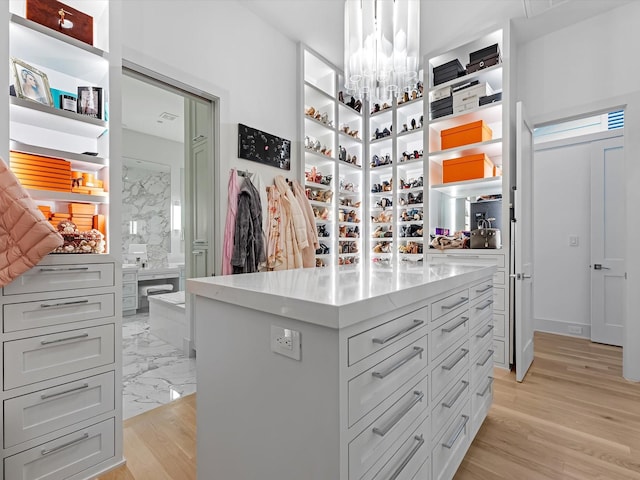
top-left (0, 158), bottom-right (63, 287)
top-left (273, 176), bottom-right (307, 270)
top-left (292, 180), bottom-right (319, 268)
top-left (222, 169), bottom-right (240, 275)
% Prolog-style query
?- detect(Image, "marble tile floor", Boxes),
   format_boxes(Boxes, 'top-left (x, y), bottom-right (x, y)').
top-left (122, 311), bottom-right (197, 419)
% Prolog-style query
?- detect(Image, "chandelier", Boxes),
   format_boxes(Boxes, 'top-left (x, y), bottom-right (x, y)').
top-left (344, 0), bottom-right (420, 104)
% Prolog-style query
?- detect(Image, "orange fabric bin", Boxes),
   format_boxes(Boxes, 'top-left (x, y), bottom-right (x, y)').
top-left (441, 120), bottom-right (492, 150)
top-left (443, 153), bottom-right (494, 183)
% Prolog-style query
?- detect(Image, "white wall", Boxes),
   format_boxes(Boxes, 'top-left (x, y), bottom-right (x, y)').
top-left (517, 2), bottom-right (640, 381)
top-left (120, 0), bottom-right (298, 274)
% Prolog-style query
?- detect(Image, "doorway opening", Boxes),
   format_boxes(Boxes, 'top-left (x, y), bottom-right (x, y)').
top-left (121, 66), bottom-right (216, 419)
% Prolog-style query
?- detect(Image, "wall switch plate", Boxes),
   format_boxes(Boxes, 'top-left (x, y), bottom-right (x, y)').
top-left (569, 235), bottom-right (579, 246)
top-left (271, 325), bottom-right (301, 360)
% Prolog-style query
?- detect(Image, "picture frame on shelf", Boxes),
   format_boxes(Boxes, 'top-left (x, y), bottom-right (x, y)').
top-left (26, 0), bottom-right (94, 46)
top-left (238, 123), bottom-right (291, 170)
top-left (77, 86), bottom-right (103, 119)
top-left (10, 57), bottom-right (54, 107)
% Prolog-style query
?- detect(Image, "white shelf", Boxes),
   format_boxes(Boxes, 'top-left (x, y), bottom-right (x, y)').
top-left (430, 177), bottom-right (503, 198)
top-left (10, 140), bottom-right (107, 171)
top-left (27, 189), bottom-right (109, 204)
top-left (305, 181), bottom-right (332, 191)
top-left (428, 63), bottom-right (503, 93)
top-left (429, 138), bottom-right (503, 164)
top-left (337, 160), bottom-right (362, 170)
top-left (429, 102), bottom-right (502, 132)
top-left (304, 148), bottom-right (335, 162)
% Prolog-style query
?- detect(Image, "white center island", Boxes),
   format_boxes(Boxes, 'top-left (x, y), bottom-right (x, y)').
top-left (188, 262), bottom-right (497, 480)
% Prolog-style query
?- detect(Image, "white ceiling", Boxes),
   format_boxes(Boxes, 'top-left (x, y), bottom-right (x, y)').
top-left (123, 0), bottom-right (633, 142)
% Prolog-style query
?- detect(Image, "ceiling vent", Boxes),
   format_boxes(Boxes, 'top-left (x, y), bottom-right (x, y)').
top-left (159, 111), bottom-right (179, 121)
top-left (523, 0), bottom-right (571, 18)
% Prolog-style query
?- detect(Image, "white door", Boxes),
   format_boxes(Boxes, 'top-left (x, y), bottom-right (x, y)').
top-left (514, 102), bottom-right (535, 382)
top-left (590, 137), bottom-right (625, 345)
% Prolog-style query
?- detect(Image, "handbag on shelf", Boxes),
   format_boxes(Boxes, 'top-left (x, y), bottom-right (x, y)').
top-left (470, 218), bottom-right (501, 249)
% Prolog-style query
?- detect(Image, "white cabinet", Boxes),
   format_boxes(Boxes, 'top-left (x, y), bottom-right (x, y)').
top-left (122, 267), bottom-right (138, 315)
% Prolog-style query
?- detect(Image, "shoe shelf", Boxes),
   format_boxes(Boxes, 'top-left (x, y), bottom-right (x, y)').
top-left (305, 181), bottom-right (332, 191)
top-left (428, 137), bottom-right (503, 164)
top-left (427, 62), bottom-right (502, 93)
top-left (428, 101), bottom-right (502, 129)
top-left (430, 177), bottom-right (502, 198)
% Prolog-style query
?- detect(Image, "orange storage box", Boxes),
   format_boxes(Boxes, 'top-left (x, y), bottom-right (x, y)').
top-left (443, 153), bottom-right (494, 183)
top-left (441, 120), bottom-right (492, 150)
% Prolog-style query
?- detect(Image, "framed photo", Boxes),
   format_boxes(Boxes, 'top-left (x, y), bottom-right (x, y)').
top-left (10, 57), bottom-right (53, 107)
top-left (77, 86), bottom-right (103, 119)
top-left (238, 124), bottom-right (291, 170)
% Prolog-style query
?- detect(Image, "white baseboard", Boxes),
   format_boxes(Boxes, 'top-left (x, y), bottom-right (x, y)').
top-left (535, 317), bottom-right (591, 339)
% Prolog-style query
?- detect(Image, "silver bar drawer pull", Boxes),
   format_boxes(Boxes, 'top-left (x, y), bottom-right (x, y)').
top-left (388, 435), bottom-right (425, 480)
top-left (477, 350), bottom-right (494, 367)
top-left (41, 433), bottom-right (90, 456)
top-left (442, 348), bottom-right (469, 371)
top-left (372, 390), bottom-right (424, 437)
top-left (442, 380), bottom-right (469, 408)
top-left (41, 383), bottom-right (89, 400)
top-left (40, 333), bottom-right (89, 345)
top-left (41, 299), bottom-right (89, 309)
top-left (441, 316), bottom-right (468, 333)
top-left (372, 346), bottom-right (424, 379)
top-left (476, 324), bottom-right (494, 339)
top-left (476, 300), bottom-right (494, 311)
top-left (447, 254), bottom-right (479, 259)
top-left (441, 296), bottom-right (468, 310)
top-left (442, 415), bottom-right (469, 449)
top-left (475, 284), bottom-right (492, 293)
top-left (39, 267), bottom-right (90, 272)
top-left (477, 377), bottom-right (494, 397)
top-left (372, 319), bottom-right (424, 345)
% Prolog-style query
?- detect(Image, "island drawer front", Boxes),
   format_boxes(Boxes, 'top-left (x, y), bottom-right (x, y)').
top-left (430, 308), bottom-right (469, 363)
top-left (4, 418), bottom-right (115, 480)
top-left (3, 263), bottom-right (115, 296)
top-left (4, 324), bottom-right (115, 390)
top-left (348, 306), bottom-right (429, 366)
top-left (122, 271), bottom-right (137, 282)
top-left (363, 412), bottom-right (431, 480)
top-left (471, 373), bottom-right (493, 437)
top-left (4, 371), bottom-right (115, 448)
top-left (432, 288), bottom-right (469, 321)
top-left (431, 341), bottom-right (470, 401)
top-left (471, 339), bottom-right (494, 386)
top-left (492, 339), bottom-right (506, 366)
top-left (469, 279), bottom-right (493, 301)
top-left (470, 314), bottom-right (493, 358)
top-left (349, 335), bottom-right (429, 427)
top-left (468, 292), bottom-right (493, 333)
top-left (349, 375), bottom-right (429, 480)
top-left (432, 372), bottom-right (470, 441)
top-left (3, 294), bottom-right (115, 333)
top-left (432, 401), bottom-right (472, 480)
top-left (493, 313), bottom-right (505, 338)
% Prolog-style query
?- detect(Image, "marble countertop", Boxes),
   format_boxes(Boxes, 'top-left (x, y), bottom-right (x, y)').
top-left (187, 263), bottom-right (496, 329)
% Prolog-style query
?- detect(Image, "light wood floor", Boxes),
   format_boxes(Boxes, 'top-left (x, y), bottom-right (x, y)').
top-left (98, 332), bottom-right (640, 480)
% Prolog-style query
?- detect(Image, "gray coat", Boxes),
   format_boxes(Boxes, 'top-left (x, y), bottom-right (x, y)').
top-left (231, 177), bottom-right (265, 273)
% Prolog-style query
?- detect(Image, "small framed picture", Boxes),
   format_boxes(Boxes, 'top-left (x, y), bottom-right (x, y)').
top-left (77, 86), bottom-right (103, 119)
top-left (10, 57), bottom-right (54, 107)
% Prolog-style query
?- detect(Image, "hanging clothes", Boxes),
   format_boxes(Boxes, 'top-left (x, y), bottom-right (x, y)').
top-left (265, 185), bottom-right (284, 270)
top-left (222, 169), bottom-right (240, 275)
top-left (291, 179), bottom-right (319, 268)
top-left (273, 176), bottom-right (307, 270)
top-left (231, 176), bottom-right (265, 274)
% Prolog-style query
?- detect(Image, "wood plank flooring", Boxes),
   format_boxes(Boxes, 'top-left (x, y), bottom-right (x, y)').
top-left (98, 332), bottom-right (640, 480)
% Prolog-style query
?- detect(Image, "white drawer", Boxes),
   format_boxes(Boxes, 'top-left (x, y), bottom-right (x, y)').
top-left (493, 313), bottom-right (505, 338)
top-left (430, 308), bottom-right (469, 362)
top-left (471, 341), bottom-right (494, 386)
top-left (493, 339), bottom-right (506, 366)
top-left (122, 272), bottom-right (137, 282)
top-left (4, 371), bottom-right (115, 448)
top-left (367, 413), bottom-right (430, 480)
top-left (469, 279), bottom-right (493, 301)
top-left (494, 270), bottom-right (506, 286)
top-left (468, 292), bottom-right (493, 333)
top-left (431, 341), bottom-right (469, 401)
top-left (3, 294), bottom-right (115, 333)
top-left (4, 418), bottom-right (115, 480)
top-left (471, 374), bottom-right (493, 438)
top-left (122, 296), bottom-right (137, 310)
top-left (470, 315), bottom-right (493, 360)
top-left (349, 335), bottom-right (429, 427)
top-left (432, 372), bottom-right (470, 441)
top-left (349, 306), bottom-right (429, 366)
top-left (432, 289), bottom-right (469, 321)
top-left (349, 375), bottom-right (428, 480)
top-left (4, 324), bottom-right (115, 390)
top-left (431, 401), bottom-right (471, 480)
top-left (493, 286), bottom-right (505, 311)
top-left (4, 263), bottom-right (115, 296)
top-left (122, 283), bottom-right (137, 296)
top-left (427, 253), bottom-right (504, 268)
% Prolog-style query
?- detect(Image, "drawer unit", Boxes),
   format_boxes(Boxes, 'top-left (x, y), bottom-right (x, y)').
top-left (122, 282), bottom-right (137, 296)
top-left (122, 296), bottom-right (137, 310)
top-left (471, 374), bottom-right (493, 437)
top-left (430, 308), bottom-right (469, 362)
top-left (471, 340), bottom-right (494, 386)
top-left (349, 335), bottom-right (429, 426)
top-left (4, 324), bottom-right (115, 390)
top-left (122, 268), bottom-right (139, 315)
top-left (492, 286), bottom-right (505, 311)
top-left (349, 375), bottom-right (428, 480)
top-left (432, 372), bottom-right (470, 440)
top-left (4, 418), bottom-right (115, 480)
top-left (122, 271), bottom-right (137, 283)
top-left (4, 371), bottom-right (115, 448)
top-left (4, 263), bottom-right (115, 296)
top-left (492, 339), bottom-right (506, 365)
top-left (493, 313), bottom-right (505, 338)
top-left (432, 289), bottom-right (469, 321)
top-left (365, 412), bottom-right (431, 480)
top-left (470, 315), bottom-right (493, 359)
top-left (468, 292), bottom-right (493, 332)
top-left (3, 294), bottom-right (115, 333)
top-left (348, 305), bottom-right (429, 366)
top-left (427, 253), bottom-right (504, 269)
top-left (432, 401), bottom-right (472, 480)
top-left (469, 279), bottom-right (493, 301)
top-left (431, 341), bottom-right (469, 401)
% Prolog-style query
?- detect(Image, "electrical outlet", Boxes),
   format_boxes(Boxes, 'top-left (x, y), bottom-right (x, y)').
top-left (271, 325), bottom-right (301, 360)
top-left (567, 325), bottom-right (583, 335)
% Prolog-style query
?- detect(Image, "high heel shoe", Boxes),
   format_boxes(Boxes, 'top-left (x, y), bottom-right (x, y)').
top-left (305, 106), bottom-right (315, 116)
top-left (354, 99), bottom-right (362, 113)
